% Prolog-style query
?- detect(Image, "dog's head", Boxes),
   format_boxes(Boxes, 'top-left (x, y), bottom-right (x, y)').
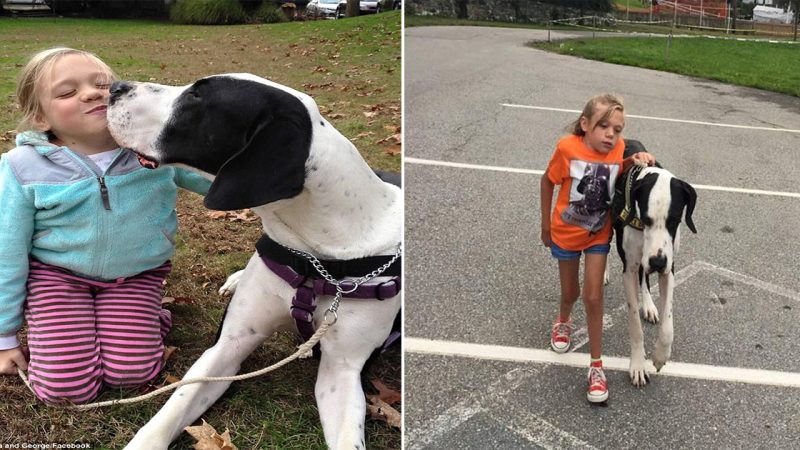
top-left (106, 74), bottom-right (313, 211)
top-left (632, 168), bottom-right (697, 274)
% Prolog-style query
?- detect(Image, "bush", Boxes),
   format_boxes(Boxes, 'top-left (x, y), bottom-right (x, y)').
top-left (253, 0), bottom-right (289, 23)
top-left (170, 0), bottom-right (248, 24)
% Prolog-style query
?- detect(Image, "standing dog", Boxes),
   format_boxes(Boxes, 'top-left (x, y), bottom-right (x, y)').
top-left (106, 73), bottom-right (401, 449)
top-left (612, 140), bottom-right (697, 386)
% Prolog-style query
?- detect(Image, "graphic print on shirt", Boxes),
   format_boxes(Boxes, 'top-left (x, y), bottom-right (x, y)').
top-left (562, 160), bottom-right (619, 234)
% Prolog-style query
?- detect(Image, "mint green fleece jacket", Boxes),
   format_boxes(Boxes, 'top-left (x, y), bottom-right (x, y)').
top-left (0, 132), bottom-right (211, 349)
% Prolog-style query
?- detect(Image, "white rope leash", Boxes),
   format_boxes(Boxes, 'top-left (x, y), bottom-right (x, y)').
top-left (17, 319), bottom-right (332, 410)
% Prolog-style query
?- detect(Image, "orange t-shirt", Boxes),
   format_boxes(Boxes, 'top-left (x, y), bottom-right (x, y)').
top-left (546, 134), bottom-right (625, 251)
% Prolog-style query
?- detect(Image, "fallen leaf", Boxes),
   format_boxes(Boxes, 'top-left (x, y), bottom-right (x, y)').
top-left (366, 395), bottom-right (401, 429)
top-left (206, 211), bottom-right (228, 220)
top-left (161, 296), bottom-right (175, 304)
top-left (164, 374), bottom-right (181, 384)
top-left (370, 379), bottom-right (401, 405)
top-left (163, 346), bottom-right (178, 363)
top-left (185, 420), bottom-right (238, 450)
top-left (363, 111), bottom-right (378, 118)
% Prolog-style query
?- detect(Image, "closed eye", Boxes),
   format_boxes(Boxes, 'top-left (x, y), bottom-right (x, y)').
top-left (56, 90), bottom-right (76, 98)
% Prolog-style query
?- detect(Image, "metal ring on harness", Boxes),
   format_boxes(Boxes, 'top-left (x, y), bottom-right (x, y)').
top-left (337, 280), bottom-right (359, 294)
top-left (323, 309), bottom-right (338, 325)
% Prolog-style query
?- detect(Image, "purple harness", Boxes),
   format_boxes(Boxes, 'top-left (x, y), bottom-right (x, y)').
top-left (255, 234), bottom-right (402, 347)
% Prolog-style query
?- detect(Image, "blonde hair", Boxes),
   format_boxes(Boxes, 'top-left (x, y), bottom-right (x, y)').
top-left (568, 93), bottom-right (624, 136)
top-left (15, 47), bottom-right (116, 132)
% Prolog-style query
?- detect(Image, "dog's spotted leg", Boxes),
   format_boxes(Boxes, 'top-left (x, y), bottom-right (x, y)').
top-left (639, 268), bottom-right (659, 324)
top-left (315, 293), bottom-right (400, 449)
top-left (652, 271), bottom-right (675, 371)
top-left (218, 269), bottom-right (244, 296)
top-left (624, 266), bottom-right (649, 387)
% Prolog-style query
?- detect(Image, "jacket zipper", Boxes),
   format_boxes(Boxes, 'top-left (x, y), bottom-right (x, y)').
top-left (97, 177), bottom-right (111, 210)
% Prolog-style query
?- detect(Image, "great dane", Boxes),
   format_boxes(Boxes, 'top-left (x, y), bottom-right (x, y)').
top-left (612, 140), bottom-right (697, 387)
top-left (106, 73), bottom-right (401, 449)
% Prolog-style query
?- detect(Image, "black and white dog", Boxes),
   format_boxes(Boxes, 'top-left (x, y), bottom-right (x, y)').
top-left (106, 74), bottom-right (401, 449)
top-left (612, 140), bottom-right (697, 387)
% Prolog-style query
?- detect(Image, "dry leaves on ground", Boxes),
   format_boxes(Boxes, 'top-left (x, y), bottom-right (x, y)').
top-left (185, 420), bottom-right (238, 450)
top-left (366, 378), bottom-right (401, 429)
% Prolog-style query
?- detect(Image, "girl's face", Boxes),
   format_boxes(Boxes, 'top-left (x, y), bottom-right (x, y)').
top-left (34, 54), bottom-right (115, 153)
top-left (580, 106), bottom-right (625, 154)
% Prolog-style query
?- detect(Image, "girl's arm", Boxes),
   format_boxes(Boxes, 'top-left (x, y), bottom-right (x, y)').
top-left (173, 167), bottom-right (212, 196)
top-left (540, 172), bottom-right (555, 247)
top-left (0, 157), bottom-right (35, 367)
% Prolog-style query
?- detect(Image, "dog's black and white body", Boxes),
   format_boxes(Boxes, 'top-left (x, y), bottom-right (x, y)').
top-left (107, 73), bottom-right (401, 449)
top-left (612, 140), bottom-right (696, 387)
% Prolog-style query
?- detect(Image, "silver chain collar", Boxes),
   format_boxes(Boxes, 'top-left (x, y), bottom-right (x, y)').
top-left (284, 243), bottom-right (402, 324)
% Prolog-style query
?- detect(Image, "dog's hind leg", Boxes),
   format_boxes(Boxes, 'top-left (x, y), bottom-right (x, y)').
top-left (625, 266), bottom-right (649, 387)
top-left (652, 271), bottom-right (675, 371)
top-left (639, 267), bottom-right (659, 324)
top-left (125, 257), bottom-right (287, 450)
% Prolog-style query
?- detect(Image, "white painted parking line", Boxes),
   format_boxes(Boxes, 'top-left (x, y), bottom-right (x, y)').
top-left (405, 367), bottom-right (538, 450)
top-left (501, 104), bottom-right (800, 135)
top-left (499, 409), bottom-right (597, 450)
top-left (405, 157), bottom-right (800, 199)
top-left (406, 338), bottom-right (800, 388)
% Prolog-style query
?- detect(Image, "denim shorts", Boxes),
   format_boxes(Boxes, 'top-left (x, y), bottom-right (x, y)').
top-left (550, 242), bottom-right (610, 261)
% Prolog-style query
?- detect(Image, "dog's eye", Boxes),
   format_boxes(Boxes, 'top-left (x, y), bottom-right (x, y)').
top-left (186, 90), bottom-right (200, 99)
top-left (642, 217), bottom-right (653, 227)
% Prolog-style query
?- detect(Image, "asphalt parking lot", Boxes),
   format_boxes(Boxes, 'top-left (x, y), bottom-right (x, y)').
top-left (404, 26), bottom-right (800, 449)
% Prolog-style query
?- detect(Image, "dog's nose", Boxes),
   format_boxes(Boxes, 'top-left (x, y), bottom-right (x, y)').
top-left (109, 81), bottom-right (133, 105)
top-left (648, 255), bottom-right (667, 273)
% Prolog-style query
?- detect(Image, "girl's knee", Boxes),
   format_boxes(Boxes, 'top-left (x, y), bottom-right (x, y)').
top-left (31, 374), bottom-right (103, 405)
top-left (583, 295), bottom-right (604, 310)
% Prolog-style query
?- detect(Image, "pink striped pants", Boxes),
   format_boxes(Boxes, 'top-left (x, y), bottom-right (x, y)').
top-left (24, 260), bottom-right (172, 405)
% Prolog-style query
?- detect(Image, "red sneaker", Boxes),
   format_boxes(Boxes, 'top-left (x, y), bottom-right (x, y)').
top-left (550, 318), bottom-right (573, 353)
top-left (587, 360), bottom-right (609, 403)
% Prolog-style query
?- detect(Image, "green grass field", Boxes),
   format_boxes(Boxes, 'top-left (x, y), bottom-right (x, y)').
top-left (0, 12), bottom-right (400, 449)
top-left (533, 36), bottom-right (800, 97)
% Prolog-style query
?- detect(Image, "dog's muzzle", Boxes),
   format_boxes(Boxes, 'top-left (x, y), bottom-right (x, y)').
top-left (647, 254), bottom-right (668, 274)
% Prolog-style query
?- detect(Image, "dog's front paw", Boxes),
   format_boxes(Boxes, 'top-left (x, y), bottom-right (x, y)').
top-left (629, 359), bottom-right (649, 387)
top-left (219, 270), bottom-right (244, 296)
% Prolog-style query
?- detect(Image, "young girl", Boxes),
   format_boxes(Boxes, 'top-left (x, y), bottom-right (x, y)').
top-left (540, 94), bottom-right (654, 403)
top-left (0, 48), bottom-right (211, 404)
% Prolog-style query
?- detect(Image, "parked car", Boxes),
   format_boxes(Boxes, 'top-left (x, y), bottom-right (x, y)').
top-left (306, 0), bottom-right (340, 19)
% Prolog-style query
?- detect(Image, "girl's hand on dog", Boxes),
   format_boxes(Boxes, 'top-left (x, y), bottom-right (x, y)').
top-left (0, 346), bottom-right (28, 375)
top-left (631, 152), bottom-right (656, 167)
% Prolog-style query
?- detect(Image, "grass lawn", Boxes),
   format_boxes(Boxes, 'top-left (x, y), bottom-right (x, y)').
top-left (0, 12), bottom-right (400, 449)
top-left (532, 36), bottom-right (800, 97)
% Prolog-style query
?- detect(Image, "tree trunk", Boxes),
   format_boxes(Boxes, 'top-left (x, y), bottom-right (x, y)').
top-left (347, 0), bottom-right (359, 17)
top-left (454, 0), bottom-right (468, 19)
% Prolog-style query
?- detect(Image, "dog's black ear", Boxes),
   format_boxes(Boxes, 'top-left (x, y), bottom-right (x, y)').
top-left (681, 180), bottom-right (697, 234)
top-left (204, 115), bottom-right (311, 211)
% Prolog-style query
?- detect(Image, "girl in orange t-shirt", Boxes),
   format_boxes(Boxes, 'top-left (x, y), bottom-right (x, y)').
top-left (540, 94), bottom-right (655, 403)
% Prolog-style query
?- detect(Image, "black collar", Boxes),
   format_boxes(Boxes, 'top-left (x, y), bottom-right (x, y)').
top-left (615, 165), bottom-right (645, 231)
top-left (255, 234), bottom-right (401, 279)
